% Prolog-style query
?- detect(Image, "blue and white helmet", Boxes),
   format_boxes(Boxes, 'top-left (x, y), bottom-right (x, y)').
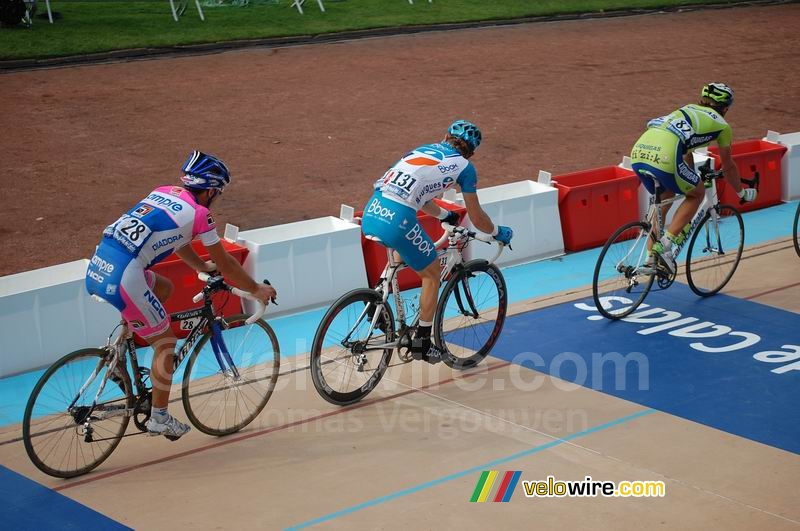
top-left (181, 151), bottom-right (231, 191)
top-left (447, 120), bottom-right (482, 153)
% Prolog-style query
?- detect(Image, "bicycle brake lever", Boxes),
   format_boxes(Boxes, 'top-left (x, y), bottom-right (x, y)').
top-left (263, 279), bottom-right (278, 305)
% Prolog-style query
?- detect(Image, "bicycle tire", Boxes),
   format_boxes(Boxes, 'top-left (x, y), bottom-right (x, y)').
top-left (310, 288), bottom-right (395, 406)
top-left (592, 221), bottom-right (656, 320)
top-left (435, 260), bottom-right (507, 370)
top-left (686, 204), bottom-right (744, 296)
top-left (182, 314), bottom-right (280, 436)
top-left (793, 203), bottom-right (799, 258)
top-left (23, 348), bottom-right (132, 478)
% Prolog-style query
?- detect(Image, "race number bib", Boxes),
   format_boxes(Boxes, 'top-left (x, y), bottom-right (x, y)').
top-left (382, 170), bottom-right (418, 200)
top-left (106, 215), bottom-right (152, 253)
top-left (666, 118), bottom-right (695, 143)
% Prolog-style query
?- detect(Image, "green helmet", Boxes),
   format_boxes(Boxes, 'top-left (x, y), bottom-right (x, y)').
top-left (701, 83), bottom-right (734, 107)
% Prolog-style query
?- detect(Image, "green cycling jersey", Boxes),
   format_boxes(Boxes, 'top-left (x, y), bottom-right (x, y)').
top-left (645, 103), bottom-right (732, 150)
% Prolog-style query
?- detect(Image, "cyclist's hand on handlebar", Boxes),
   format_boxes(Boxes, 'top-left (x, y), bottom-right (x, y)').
top-left (252, 283), bottom-right (277, 306)
top-left (493, 225), bottom-right (514, 245)
top-left (738, 187), bottom-right (757, 203)
top-left (441, 210), bottom-right (461, 226)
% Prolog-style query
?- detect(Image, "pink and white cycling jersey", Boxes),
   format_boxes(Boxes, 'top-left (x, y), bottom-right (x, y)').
top-left (87, 186), bottom-right (221, 339)
top-left (102, 186), bottom-right (219, 267)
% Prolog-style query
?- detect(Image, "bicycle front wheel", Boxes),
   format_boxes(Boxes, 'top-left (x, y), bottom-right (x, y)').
top-left (686, 204), bottom-right (744, 296)
top-left (310, 288), bottom-right (395, 406)
top-left (182, 315), bottom-right (280, 436)
top-left (435, 260), bottom-right (507, 370)
top-left (23, 348), bottom-right (132, 478)
top-left (592, 221), bottom-right (656, 320)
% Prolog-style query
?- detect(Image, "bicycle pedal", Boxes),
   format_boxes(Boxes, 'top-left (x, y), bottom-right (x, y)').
top-left (164, 434), bottom-right (181, 442)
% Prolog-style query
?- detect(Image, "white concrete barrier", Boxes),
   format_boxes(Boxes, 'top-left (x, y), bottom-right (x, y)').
top-left (623, 152), bottom-right (716, 226)
top-left (0, 260), bottom-right (119, 378)
top-left (238, 216), bottom-right (367, 316)
top-left (453, 180), bottom-right (564, 266)
top-left (764, 130), bottom-right (800, 200)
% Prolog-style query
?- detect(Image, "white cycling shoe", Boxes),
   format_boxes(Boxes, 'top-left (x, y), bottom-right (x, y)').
top-left (651, 242), bottom-right (677, 275)
top-left (146, 414), bottom-right (191, 440)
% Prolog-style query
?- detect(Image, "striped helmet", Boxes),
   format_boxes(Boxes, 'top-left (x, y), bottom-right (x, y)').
top-left (701, 83), bottom-right (734, 107)
top-left (180, 151), bottom-right (231, 190)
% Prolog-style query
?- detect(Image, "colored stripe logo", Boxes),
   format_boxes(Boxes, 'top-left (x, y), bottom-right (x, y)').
top-left (470, 470), bottom-right (522, 502)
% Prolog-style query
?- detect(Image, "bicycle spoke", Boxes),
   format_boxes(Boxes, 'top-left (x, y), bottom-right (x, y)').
top-left (183, 316), bottom-right (279, 436)
top-left (24, 349), bottom-right (131, 478)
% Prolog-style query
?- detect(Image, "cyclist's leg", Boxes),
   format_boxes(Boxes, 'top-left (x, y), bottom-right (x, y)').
top-left (362, 194), bottom-right (441, 361)
top-left (120, 265), bottom-right (188, 437)
top-left (631, 130), bottom-right (683, 246)
top-left (667, 156), bottom-right (704, 238)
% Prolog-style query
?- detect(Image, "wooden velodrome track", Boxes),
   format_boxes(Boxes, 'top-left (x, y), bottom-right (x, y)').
top-left (2, 4), bottom-right (800, 530)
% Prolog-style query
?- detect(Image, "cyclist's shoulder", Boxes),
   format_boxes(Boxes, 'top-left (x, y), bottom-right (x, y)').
top-left (683, 104), bottom-right (731, 130)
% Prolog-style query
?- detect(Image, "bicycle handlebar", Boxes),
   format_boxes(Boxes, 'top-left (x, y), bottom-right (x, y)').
top-left (440, 222), bottom-right (507, 264)
top-left (193, 273), bottom-right (267, 324)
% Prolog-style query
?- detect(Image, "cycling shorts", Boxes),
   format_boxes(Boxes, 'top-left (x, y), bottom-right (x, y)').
top-left (361, 192), bottom-right (438, 272)
top-left (86, 241), bottom-right (170, 339)
top-left (631, 128), bottom-right (700, 195)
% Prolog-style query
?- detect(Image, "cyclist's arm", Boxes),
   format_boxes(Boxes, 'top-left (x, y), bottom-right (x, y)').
top-left (461, 192), bottom-right (495, 235)
top-left (421, 201), bottom-right (445, 218)
top-left (718, 145), bottom-right (744, 192)
top-left (204, 242), bottom-right (260, 294)
top-left (175, 244), bottom-right (213, 272)
top-left (683, 149), bottom-right (694, 167)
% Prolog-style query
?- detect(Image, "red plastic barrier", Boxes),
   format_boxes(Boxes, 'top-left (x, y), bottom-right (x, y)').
top-left (358, 198), bottom-right (466, 291)
top-left (708, 140), bottom-right (787, 213)
top-left (553, 166), bottom-right (640, 251)
top-left (134, 239), bottom-right (249, 345)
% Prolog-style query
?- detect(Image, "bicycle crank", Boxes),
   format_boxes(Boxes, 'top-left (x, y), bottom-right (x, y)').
top-left (133, 392), bottom-right (152, 432)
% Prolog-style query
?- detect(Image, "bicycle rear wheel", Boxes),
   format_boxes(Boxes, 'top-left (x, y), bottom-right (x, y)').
top-left (310, 288), bottom-right (395, 406)
top-left (23, 348), bottom-right (132, 478)
top-left (182, 315), bottom-right (280, 436)
top-left (793, 203), bottom-right (799, 257)
top-left (686, 204), bottom-right (744, 296)
top-left (592, 221), bottom-right (656, 320)
top-left (435, 260), bottom-right (507, 370)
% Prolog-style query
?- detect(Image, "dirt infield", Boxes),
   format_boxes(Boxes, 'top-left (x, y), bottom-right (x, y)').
top-left (2, 3), bottom-right (799, 276)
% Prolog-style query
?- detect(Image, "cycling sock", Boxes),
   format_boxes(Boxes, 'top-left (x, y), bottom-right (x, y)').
top-left (151, 407), bottom-right (169, 422)
top-left (660, 234), bottom-right (675, 252)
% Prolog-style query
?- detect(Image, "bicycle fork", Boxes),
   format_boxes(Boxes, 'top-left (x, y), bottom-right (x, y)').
top-left (209, 319), bottom-right (241, 380)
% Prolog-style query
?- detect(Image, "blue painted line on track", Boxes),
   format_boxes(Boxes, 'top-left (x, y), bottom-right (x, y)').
top-left (284, 409), bottom-right (656, 530)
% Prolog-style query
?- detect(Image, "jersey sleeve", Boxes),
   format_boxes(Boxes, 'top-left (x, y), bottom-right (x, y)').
top-left (456, 163), bottom-right (478, 193)
top-left (717, 124), bottom-right (733, 148)
top-left (193, 207), bottom-right (221, 246)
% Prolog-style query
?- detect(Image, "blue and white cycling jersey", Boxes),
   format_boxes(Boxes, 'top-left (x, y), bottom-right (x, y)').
top-left (372, 142), bottom-right (478, 209)
top-left (362, 142), bottom-right (479, 272)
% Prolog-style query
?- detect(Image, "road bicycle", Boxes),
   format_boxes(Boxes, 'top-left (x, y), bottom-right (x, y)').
top-left (592, 161), bottom-right (754, 320)
top-left (22, 274), bottom-right (279, 478)
top-left (793, 202), bottom-right (799, 258)
top-left (310, 223), bottom-right (508, 406)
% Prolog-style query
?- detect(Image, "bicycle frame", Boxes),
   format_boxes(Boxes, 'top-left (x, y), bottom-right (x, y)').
top-left (646, 176), bottom-right (724, 259)
top-left (73, 288), bottom-right (236, 423)
top-left (349, 225), bottom-right (502, 352)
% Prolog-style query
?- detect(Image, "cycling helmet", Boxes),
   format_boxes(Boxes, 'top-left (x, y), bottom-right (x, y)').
top-left (447, 120), bottom-right (482, 152)
top-left (701, 83), bottom-right (734, 107)
top-left (180, 151), bottom-right (231, 190)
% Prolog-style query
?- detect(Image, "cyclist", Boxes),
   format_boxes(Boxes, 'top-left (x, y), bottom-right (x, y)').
top-left (361, 120), bottom-right (513, 363)
top-left (85, 151), bottom-right (276, 440)
top-left (630, 83), bottom-right (757, 273)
